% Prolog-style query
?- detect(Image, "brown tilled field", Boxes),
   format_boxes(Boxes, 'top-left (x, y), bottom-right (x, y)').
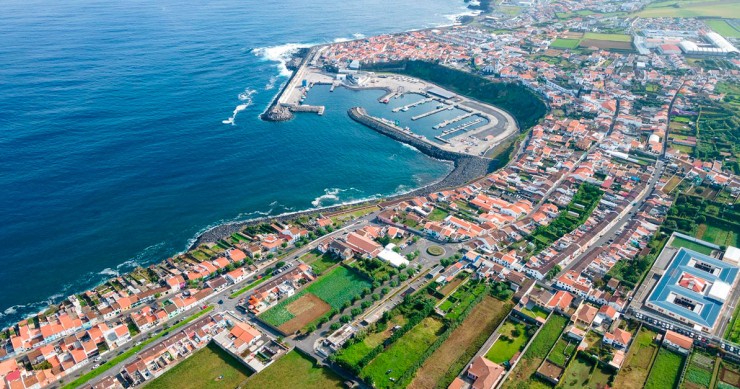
top-left (408, 296), bottom-right (510, 389)
top-left (277, 293), bottom-right (331, 334)
top-left (719, 363), bottom-right (740, 387)
top-left (579, 39), bottom-right (633, 51)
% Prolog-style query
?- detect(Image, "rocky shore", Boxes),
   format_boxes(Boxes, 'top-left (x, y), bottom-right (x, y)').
top-left (189, 107), bottom-right (507, 248)
top-left (261, 47), bottom-right (314, 122)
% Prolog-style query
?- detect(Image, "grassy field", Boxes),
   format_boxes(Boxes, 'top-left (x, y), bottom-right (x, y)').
top-left (502, 314), bottom-right (569, 389)
top-left (583, 32), bottom-right (631, 42)
top-left (558, 353), bottom-right (614, 389)
top-left (547, 337), bottom-right (577, 367)
top-left (614, 327), bottom-right (659, 389)
top-left (700, 223), bottom-right (738, 247)
top-left (442, 282), bottom-right (487, 321)
top-left (144, 343), bottom-right (252, 389)
top-left (486, 320), bottom-right (531, 364)
top-left (705, 19), bottom-right (740, 38)
top-left (334, 314), bottom-right (408, 367)
top-left (670, 236), bottom-right (714, 255)
top-left (260, 266), bottom-right (371, 330)
top-left (521, 305), bottom-right (549, 320)
top-left (409, 296), bottom-right (511, 389)
top-left (301, 250), bottom-right (339, 275)
top-left (637, 0), bottom-right (740, 18)
top-left (645, 348), bottom-right (685, 389)
top-left (551, 38), bottom-right (581, 49)
top-left (361, 317), bottom-right (445, 388)
top-left (428, 208), bottom-right (449, 221)
top-left (243, 350), bottom-right (343, 389)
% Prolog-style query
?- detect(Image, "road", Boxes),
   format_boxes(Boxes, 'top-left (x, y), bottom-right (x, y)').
top-left (557, 159), bottom-right (666, 277)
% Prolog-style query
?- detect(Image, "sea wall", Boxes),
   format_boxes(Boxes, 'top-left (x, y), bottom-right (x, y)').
top-left (261, 47), bottom-right (317, 122)
top-left (190, 108), bottom-right (498, 248)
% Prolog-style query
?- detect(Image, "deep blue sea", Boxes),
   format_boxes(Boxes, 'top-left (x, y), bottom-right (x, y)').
top-left (0, 0), bottom-right (473, 326)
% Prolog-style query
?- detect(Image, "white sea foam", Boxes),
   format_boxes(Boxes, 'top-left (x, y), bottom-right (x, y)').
top-left (253, 43), bottom-right (314, 77)
top-left (401, 143), bottom-right (421, 153)
top-left (223, 88), bottom-right (256, 125)
top-left (442, 9), bottom-right (481, 25)
top-left (352, 33), bottom-right (366, 39)
top-left (264, 75), bottom-right (278, 90)
top-left (311, 188), bottom-right (343, 207)
top-left (99, 268), bottom-right (119, 277)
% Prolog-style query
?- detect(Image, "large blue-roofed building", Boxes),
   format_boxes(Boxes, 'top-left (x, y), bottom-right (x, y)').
top-left (645, 247), bottom-right (740, 333)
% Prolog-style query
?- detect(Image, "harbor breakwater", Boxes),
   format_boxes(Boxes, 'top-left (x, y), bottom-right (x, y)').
top-left (188, 107), bottom-right (496, 248)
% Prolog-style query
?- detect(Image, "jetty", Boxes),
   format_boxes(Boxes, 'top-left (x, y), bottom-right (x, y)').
top-left (433, 112), bottom-right (475, 129)
top-left (392, 97), bottom-right (434, 112)
top-left (412, 104), bottom-right (452, 120)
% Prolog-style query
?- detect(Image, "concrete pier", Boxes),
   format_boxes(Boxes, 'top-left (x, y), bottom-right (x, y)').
top-left (412, 105), bottom-right (451, 120)
top-left (392, 97), bottom-right (434, 113)
top-left (442, 118), bottom-right (484, 136)
top-left (433, 112), bottom-right (475, 129)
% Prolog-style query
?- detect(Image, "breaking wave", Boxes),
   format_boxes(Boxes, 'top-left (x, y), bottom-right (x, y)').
top-left (222, 88), bottom-right (256, 125)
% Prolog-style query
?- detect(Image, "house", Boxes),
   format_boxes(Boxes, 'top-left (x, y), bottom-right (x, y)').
top-left (572, 304), bottom-right (598, 328)
top-left (466, 356), bottom-right (505, 389)
top-left (594, 305), bottom-right (619, 326)
top-left (663, 330), bottom-right (693, 355)
top-left (603, 328), bottom-right (632, 349)
top-left (547, 290), bottom-right (574, 312)
top-left (329, 240), bottom-right (354, 260)
top-left (225, 268), bottom-right (252, 284)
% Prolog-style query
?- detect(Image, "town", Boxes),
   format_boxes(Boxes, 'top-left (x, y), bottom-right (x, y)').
top-left (1, 0), bottom-right (739, 388)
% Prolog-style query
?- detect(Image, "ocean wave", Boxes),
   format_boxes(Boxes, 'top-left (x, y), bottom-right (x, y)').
top-left (99, 268), bottom-right (119, 277)
top-left (264, 75), bottom-right (278, 91)
top-left (311, 188), bottom-right (344, 207)
top-left (352, 33), bottom-right (366, 39)
top-left (400, 143), bottom-right (421, 153)
top-left (253, 43), bottom-right (314, 77)
top-left (441, 9), bottom-right (481, 25)
top-left (223, 88), bottom-right (256, 125)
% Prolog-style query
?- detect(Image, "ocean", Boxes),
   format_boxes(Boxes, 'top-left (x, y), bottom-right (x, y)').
top-left (0, 0), bottom-right (474, 326)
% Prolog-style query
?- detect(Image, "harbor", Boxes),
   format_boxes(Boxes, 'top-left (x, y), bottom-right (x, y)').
top-left (261, 46), bottom-right (519, 157)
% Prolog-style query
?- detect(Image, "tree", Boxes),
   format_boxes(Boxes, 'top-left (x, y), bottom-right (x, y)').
top-left (340, 315), bottom-right (351, 323)
top-left (351, 308), bottom-right (362, 317)
top-left (330, 322), bottom-right (341, 331)
top-left (305, 323), bottom-right (317, 334)
top-left (371, 293), bottom-right (380, 301)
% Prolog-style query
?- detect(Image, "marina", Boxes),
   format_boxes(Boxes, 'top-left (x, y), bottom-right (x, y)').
top-left (411, 104), bottom-right (453, 120)
top-left (392, 97), bottom-right (434, 112)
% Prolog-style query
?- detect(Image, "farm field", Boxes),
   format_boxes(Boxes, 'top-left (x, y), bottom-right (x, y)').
top-left (583, 32), bottom-right (631, 42)
top-left (301, 250), bottom-right (339, 275)
top-left (502, 314), bottom-right (569, 389)
top-left (486, 320), bottom-right (532, 364)
top-left (361, 316), bottom-right (445, 388)
top-left (717, 361), bottom-right (740, 388)
top-left (670, 236), bottom-right (714, 255)
top-left (144, 343), bottom-right (252, 389)
top-left (705, 19), bottom-right (740, 38)
top-left (638, 0), bottom-right (740, 18)
top-left (409, 296), bottom-right (512, 389)
top-left (645, 348), bottom-right (685, 389)
top-left (557, 353), bottom-right (614, 389)
top-left (551, 38), bottom-right (580, 49)
top-left (259, 266), bottom-right (371, 333)
top-left (441, 281), bottom-right (487, 321)
top-left (243, 351), bottom-right (343, 389)
top-left (699, 223), bottom-right (739, 247)
top-left (681, 350), bottom-right (715, 389)
top-left (614, 327), bottom-right (659, 389)
top-left (334, 314), bottom-right (408, 367)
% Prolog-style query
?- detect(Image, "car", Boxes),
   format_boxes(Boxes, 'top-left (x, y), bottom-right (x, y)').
top-left (218, 299), bottom-right (224, 305)
top-left (92, 364), bottom-right (100, 369)
top-left (135, 341), bottom-right (142, 346)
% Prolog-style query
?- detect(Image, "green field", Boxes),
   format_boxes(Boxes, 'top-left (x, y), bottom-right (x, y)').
top-left (486, 320), bottom-right (531, 364)
top-left (442, 282), bottom-right (487, 321)
top-left (614, 327), bottom-right (659, 389)
top-left (428, 208), bottom-right (449, 221)
top-left (681, 350), bottom-right (715, 388)
top-left (260, 266), bottom-right (371, 327)
top-left (637, 0), bottom-right (740, 18)
top-left (670, 236), bottom-right (714, 255)
top-left (301, 250), bottom-right (339, 275)
top-left (243, 351), bottom-right (343, 389)
top-left (520, 305), bottom-right (549, 320)
top-left (551, 38), bottom-right (581, 49)
top-left (725, 303), bottom-right (740, 343)
top-left (645, 348), bottom-right (685, 389)
top-left (361, 316), bottom-right (445, 388)
top-left (502, 314), bottom-right (569, 389)
top-left (334, 314), bottom-right (408, 367)
top-left (144, 343), bottom-right (252, 389)
top-left (700, 224), bottom-right (739, 247)
top-left (706, 19), bottom-right (740, 38)
top-left (548, 337), bottom-right (577, 367)
top-left (583, 32), bottom-right (631, 42)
